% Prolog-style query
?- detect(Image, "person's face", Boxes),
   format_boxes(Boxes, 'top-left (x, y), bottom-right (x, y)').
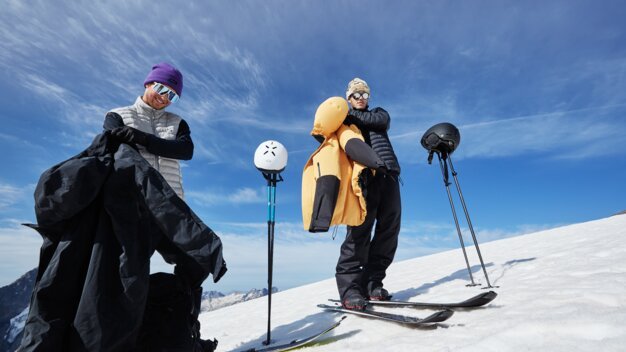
top-left (348, 91), bottom-right (369, 110)
top-left (142, 82), bottom-right (175, 110)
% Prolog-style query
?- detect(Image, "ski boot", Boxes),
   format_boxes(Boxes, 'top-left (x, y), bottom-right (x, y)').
top-left (342, 292), bottom-right (367, 311)
top-left (368, 287), bottom-right (392, 301)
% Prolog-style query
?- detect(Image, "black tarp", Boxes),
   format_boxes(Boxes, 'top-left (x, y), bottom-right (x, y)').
top-left (18, 132), bottom-right (227, 351)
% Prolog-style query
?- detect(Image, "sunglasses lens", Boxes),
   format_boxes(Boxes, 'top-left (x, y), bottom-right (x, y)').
top-left (152, 83), bottom-right (165, 94)
top-left (352, 92), bottom-right (369, 100)
top-left (152, 83), bottom-right (179, 103)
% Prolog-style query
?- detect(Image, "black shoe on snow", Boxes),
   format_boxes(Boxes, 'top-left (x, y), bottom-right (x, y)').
top-left (368, 287), bottom-right (392, 301)
top-left (196, 338), bottom-right (218, 352)
top-left (342, 293), bottom-right (367, 311)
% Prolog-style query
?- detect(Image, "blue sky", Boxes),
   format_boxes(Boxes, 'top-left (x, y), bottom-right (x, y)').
top-left (1, 1), bottom-right (625, 293)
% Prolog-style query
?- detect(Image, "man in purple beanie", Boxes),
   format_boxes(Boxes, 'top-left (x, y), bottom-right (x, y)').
top-left (101, 63), bottom-right (219, 350)
top-left (104, 62), bottom-right (192, 199)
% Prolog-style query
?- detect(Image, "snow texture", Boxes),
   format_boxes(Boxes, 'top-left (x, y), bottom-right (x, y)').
top-left (198, 214), bottom-right (626, 351)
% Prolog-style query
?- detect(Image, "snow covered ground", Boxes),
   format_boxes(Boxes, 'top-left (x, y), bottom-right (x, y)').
top-left (199, 214), bottom-right (626, 351)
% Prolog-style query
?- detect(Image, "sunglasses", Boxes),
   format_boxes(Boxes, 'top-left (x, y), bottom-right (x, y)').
top-left (350, 92), bottom-right (370, 100)
top-left (151, 83), bottom-right (180, 103)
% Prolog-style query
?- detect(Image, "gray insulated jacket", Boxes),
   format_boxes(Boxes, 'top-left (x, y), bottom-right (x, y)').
top-left (348, 106), bottom-right (401, 175)
top-left (109, 97), bottom-right (187, 198)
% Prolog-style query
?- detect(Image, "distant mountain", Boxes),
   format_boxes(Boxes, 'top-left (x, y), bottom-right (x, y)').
top-left (201, 287), bottom-right (278, 312)
top-left (0, 269), bottom-right (276, 351)
top-left (0, 268), bottom-right (36, 352)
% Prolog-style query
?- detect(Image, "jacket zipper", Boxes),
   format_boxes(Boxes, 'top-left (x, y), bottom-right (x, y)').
top-left (151, 110), bottom-right (160, 172)
top-left (317, 162), bottom-right (321, 178)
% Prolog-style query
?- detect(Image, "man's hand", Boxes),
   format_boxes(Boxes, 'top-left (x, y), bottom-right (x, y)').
top-left (343, 114), bottom-right (360, 126)
top-left (111, 126), bottom-right (150, 146)
top-left (375, 165), bottom-right (389, 175)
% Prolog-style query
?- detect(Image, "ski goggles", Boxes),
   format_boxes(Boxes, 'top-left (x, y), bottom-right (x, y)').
top-left (151, 83), bottom-right (180, 103)
top-left (350, 92), bottom-right (370, 100)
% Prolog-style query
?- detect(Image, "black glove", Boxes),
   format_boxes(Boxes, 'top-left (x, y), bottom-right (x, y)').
top-left (375, 164), bottom-right (398, 181)
top-left (111, 126), bottom-right (150, 146)
top-left (343, 114), bottom-right (360, 126)
top-left (376, 166), bottom-right (389, 176)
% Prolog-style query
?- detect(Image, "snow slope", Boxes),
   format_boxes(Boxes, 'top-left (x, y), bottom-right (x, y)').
top-left (199, 214), bottom-right (626, 351)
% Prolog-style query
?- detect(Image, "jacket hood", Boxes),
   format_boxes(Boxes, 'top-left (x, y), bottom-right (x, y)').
top-left (311, 97), bottom-right (349, 138)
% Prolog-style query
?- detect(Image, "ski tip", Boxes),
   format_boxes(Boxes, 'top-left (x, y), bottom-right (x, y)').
top-left (434, 309), bottom-right (454, 321)
top-left (460, 290), bottom-right (497, 307)
top-left (483, 290), bottom-right (498, 301)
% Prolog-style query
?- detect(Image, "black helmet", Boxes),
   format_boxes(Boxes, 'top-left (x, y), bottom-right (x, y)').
top-left (421, 122), bottom-right (461, 154)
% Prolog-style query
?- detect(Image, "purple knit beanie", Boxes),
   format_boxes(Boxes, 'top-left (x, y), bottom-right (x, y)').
top-left (143, 62), bottom-right (183, 96)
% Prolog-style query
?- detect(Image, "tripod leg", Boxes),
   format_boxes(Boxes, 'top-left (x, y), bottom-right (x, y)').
top-left (264, 176), bottom-right (277, 345)
top-left (264, 220), bottom-right (272, 344)
top-left (437, 153), bottom-right (477, 286)
top-left (448, 157), bottom-right (495, 288)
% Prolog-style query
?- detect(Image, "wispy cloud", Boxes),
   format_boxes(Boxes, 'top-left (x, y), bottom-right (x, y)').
top-left (392, 104), bottom-right (626, 162)
top-left (397, 219), bottom-right (563, 254)
top-left (19, 74), bottom-right (108, 132)
top-left (474, 223), bottom-right (565, 243)
top-left (0, 0), bottom-right (282, 162)
top-left (458, 108), bottom-right (626, 160)
top-left (0, 182), bottom-right (32, 211)
top-left (187, 187), bottom-right (266, 206)
top-left (0, 133), bottom-right (48, 154)
top-left (0, 220), bottom-right (41, 286)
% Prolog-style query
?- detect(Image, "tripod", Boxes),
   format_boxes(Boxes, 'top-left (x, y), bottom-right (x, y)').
top-left (429, 150), bottom-right (495, 289)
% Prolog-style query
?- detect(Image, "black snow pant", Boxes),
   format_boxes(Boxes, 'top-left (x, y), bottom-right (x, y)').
top-left (335, 172), bottom-right (401, 300)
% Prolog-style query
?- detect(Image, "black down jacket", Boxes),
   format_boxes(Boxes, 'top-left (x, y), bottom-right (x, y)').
top-left (18, 132), bottom-right (227, 352)
top-left (348, 107), bottom-right (400, 175)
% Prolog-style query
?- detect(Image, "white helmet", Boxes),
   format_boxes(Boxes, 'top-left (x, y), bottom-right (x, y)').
top-left (254, 140), bottom-right (288, 173)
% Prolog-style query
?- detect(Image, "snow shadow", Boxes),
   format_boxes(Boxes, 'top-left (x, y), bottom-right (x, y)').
top-left (227, 311), bottom-right (357, 352)
top-left (491, 257), bottom-right (536, 285)
top-left (392, 263), bottom-right (497, 300)
top-left (392, 258), bottom-right (536, 300)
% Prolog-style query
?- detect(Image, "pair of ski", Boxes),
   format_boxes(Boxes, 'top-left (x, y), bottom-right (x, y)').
top-left (240, 316), bottom-right (346, 352)
top-left (319, 290), bottom-right (497, 326)
top-left (241, 291), bottom-right (496, 352)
